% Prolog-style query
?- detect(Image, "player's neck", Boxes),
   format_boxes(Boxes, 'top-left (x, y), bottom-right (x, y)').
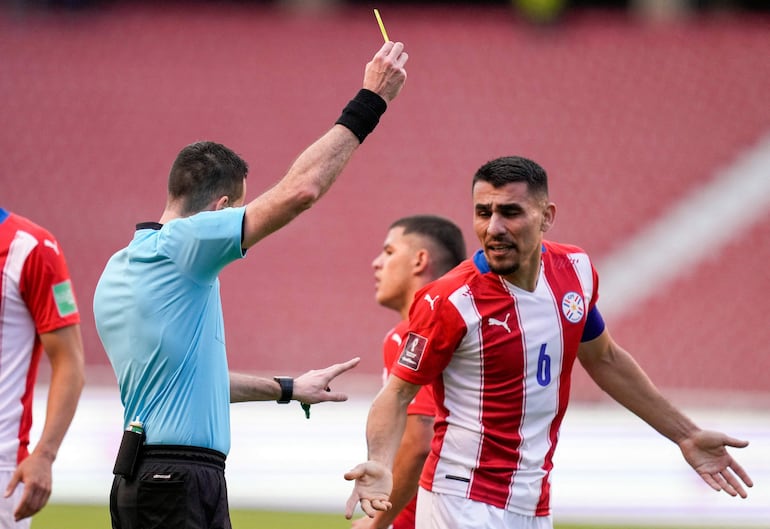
top-left (503, 258), bottom-right (541, 292)
top-left (400, 286), bottom-right (420, 319)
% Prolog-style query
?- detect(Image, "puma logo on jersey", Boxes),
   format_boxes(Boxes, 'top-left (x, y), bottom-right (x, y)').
top-left (424, 294), bottom-right (439, 310)
top-left (488, 313), bottom-right (511, 333)
top-left (390, 333), bottom-right (403, 346)
top-left (44, 239), bottom-right (60, 255)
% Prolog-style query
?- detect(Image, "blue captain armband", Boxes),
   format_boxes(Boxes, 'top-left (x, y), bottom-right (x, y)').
top-left (581, 306), bottom-right (606, 342)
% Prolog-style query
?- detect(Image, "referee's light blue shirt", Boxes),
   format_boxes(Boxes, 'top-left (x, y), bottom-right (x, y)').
top-left (93, 207), bottom-right (246, 455)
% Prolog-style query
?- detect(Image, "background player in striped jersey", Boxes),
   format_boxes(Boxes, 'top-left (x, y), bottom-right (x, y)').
top-left (345, 156), bottom-right (752, 529)
top-left (352, 215), bottom-right (466, 529)
top-left (0, 209), bottom-right (85, 527)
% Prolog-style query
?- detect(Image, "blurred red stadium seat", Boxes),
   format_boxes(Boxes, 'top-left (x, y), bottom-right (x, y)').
top-left (2, 2), bottom-right (768, 402)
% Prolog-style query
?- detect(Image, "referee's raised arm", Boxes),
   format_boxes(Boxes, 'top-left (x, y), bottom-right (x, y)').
top-left (241, 41), bottom-right (409, 250)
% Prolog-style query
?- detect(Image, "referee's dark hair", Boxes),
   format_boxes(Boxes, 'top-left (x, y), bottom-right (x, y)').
top-left (168, 141), bottom-right (249, 216)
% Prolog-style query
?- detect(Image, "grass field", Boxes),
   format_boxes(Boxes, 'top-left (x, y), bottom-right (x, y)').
top-left (30, 504), bottom-right (691, 529)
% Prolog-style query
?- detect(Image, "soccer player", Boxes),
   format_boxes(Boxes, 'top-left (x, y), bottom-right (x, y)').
top-left (352, 215), bottom-right (466, 529)
top-left (0, 208), bottom-right (85, 527)
top-left (93, 41), bottom-right (408, 529)
top-left (345, 156), bottom-right (753, 529)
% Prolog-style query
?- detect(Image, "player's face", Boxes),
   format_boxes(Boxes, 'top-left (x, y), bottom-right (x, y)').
top-left (372, 226), bottom-right (419, 313)
top-left (473, 180), bottom-right (554, 285)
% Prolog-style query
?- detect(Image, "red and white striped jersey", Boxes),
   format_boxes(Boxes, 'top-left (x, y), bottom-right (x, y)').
top-left (390, 242), bottom-right (598, 517)
top-left (0, 210), bottom-right (79, 468)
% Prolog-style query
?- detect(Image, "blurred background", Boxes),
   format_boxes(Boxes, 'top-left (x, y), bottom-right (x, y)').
top-left (2, 0), bottom-right (769, 526)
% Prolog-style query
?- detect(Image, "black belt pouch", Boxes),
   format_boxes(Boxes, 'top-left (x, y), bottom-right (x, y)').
top-left (113, 429), bottom-right (145, 478)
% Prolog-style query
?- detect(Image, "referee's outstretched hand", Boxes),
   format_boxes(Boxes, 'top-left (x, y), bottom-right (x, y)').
top-left (293, 357), bottom-right (360, 404)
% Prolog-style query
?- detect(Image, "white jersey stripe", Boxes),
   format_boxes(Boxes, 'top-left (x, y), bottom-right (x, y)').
top-left (0, 230), bottom-right (38, 470)
top-left (504, 269), bottom-right (564, 512)
top-left (434, 285), bottom-right (483, 494)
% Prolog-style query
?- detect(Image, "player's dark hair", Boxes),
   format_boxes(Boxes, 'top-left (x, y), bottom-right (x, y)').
top-left (472, 156), bottom-right (548, 199)
top-left (390, 215), bottom-right (467, 276)
top-left (168, 141), bottom-right (249, 215)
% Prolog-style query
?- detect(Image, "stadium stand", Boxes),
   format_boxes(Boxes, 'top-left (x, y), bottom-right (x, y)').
top-left (2, 2), bottom-right (768, 405)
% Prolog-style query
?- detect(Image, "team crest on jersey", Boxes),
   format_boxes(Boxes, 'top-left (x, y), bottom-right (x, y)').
top-left (398, 332), bottom-right (427, 371)
top-left (561, 291), bottom-right (585, 323)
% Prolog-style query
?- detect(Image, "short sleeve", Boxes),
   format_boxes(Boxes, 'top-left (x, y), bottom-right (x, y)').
top-left (391, 287), bottom-right (467, 386)
top-left (160, 207), bottom-right (246, 283)
top-left (20, 235), bottom-right (80, 335)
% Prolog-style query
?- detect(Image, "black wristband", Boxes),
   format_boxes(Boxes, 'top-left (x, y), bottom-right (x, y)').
top-left (335, 89), bottom-right (387, 143)
top-left (274, 376), bottom-right (293, 404)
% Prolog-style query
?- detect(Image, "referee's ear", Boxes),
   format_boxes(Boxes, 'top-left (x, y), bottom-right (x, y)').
top-left (212, 195), bottom-right (231, 211)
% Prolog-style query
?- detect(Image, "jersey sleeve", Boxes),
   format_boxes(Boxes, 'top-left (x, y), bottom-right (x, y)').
top-left (19, 235), bottom-right (80, 335)
top-left (160, 207), bottom-right (246, 283)
top-left (555, 242), bottom-right (602, 341)
top-left (383, 321), bottom-right (437, 417)
top-left (390, 287), bottom-right (467, 386)
top-left (588, 257), bottom-right (599, 311)
top-left (580, 250), bottom-right (603, 341)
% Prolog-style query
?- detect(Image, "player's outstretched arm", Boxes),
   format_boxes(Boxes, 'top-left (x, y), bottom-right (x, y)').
top-left (241, 42), bottom-right (408, 250)
top-left (345, 376), bottom-right (419, 520)
top-left (578, 329), bottom-right (752, 498)
top-left (351, 413), bottom-right (433, 529)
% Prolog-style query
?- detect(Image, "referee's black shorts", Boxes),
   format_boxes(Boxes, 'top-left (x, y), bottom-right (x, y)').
top-left (110, 445), bottom-right (231, 529)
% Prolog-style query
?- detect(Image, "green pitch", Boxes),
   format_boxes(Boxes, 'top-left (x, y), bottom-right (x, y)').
top-left (30, 504), bottom-right (691, 529)
top-left (31, 504), bottom-right (348, 528)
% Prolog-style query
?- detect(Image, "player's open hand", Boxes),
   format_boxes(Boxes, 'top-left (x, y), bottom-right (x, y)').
top-left (678, 429), bottom-right (753, 498)
top-left (293, 357), bottom-right (360, 404)
top-left (363, 42), bottom-right (408, 103)
top-left (5, 451), bottom-right (53, 520)
top-left (344, 460), bottom-right (393, 519)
